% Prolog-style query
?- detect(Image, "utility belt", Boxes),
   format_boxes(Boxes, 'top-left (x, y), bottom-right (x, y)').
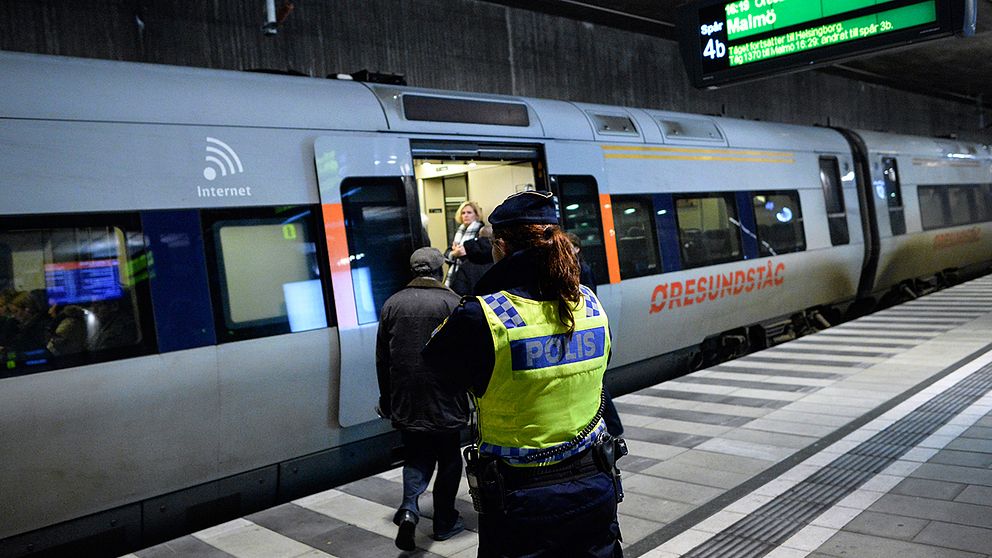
top-left (464, 432), bottom-right (628, 515)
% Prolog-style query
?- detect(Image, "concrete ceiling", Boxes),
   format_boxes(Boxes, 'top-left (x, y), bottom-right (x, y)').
top-left (493, 0), bottom-right (992, 107)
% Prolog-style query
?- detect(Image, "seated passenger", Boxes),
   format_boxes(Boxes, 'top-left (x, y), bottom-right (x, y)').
top-left (0, 289), bottom-right (21, 349)
top-left (88, 295), bottom-right (138, 351)
top-left (47, 304), bottom-right (88, 356)
top-left (7, 290), bottom-right (50, 353)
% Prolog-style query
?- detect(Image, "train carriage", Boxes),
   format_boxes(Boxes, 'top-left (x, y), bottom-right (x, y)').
top-left (854, 131), bottom-right (992, 298)
top-left (1, 51), bottom-right (990, 555)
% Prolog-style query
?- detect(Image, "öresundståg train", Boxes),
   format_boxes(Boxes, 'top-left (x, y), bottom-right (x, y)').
top-left (1, 51), bottom-right (990, 555)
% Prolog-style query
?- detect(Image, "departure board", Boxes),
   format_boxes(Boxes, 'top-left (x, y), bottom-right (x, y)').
top-left (45, 259), bottom-right (123, 305)
top-left (678, 0), bottom-right (965, 88)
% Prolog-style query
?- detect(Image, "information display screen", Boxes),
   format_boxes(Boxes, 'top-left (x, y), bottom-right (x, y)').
top-left (45, 259), bottom-right (123, 305)
top-left (678, 0), bottom-right (964, 88)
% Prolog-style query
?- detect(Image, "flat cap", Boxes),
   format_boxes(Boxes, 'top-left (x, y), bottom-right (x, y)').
top-left (489, 190), bottom-right (559, 227)
top-left (410, 247), bottom-right (444, 274)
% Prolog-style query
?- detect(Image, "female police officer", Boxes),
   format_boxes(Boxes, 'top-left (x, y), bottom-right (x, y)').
top-left (424, 191), bottom-right (624, 557)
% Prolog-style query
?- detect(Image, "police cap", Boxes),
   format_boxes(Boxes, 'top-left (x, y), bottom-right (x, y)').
top-left (489, 191), bottom-right (559, 227)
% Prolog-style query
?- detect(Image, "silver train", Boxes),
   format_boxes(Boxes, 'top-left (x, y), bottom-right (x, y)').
top-left (1, 51), bottom-right (990, 556)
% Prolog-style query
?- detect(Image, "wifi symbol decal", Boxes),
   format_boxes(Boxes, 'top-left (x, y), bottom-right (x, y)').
top-left (203, 137), bottom-right (244, 181)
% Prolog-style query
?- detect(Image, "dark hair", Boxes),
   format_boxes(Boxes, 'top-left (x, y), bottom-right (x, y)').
top-left (494, 224), bottom-right (580, 336)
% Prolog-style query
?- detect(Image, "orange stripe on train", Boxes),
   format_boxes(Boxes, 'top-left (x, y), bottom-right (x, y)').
top-left (322, 203), bottom-right (358, 329)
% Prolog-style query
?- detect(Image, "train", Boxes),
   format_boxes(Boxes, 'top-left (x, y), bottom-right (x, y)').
top-left (1, 51), bottom-right (990, 556)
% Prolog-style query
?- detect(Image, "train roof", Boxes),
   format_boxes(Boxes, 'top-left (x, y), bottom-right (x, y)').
top-left (855, 129), bottom-right (992, 159)
top-left (0, 51), bottom-right (901, 156)
top-left (0, 50), bottom-right (389, 131)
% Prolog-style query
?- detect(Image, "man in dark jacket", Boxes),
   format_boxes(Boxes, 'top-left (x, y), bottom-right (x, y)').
top-left (375, 247), bottom-right (468, 551)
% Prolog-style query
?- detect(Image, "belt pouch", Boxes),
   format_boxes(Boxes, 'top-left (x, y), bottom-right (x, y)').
top-left (464, 446), bottom-right (504, 514)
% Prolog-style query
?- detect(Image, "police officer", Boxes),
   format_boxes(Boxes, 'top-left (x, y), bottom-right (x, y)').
top-left (424, 191), bottom-right (624, 557)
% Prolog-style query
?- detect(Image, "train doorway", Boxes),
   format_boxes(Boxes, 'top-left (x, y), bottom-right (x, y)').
top-left (411, 142), bottom-right (546, 257)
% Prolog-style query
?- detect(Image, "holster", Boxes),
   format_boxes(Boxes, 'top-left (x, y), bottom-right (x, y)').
top-left (464, 446), bottom-right (504, 514)
top-left (591, 433), bottom-right (628, 503)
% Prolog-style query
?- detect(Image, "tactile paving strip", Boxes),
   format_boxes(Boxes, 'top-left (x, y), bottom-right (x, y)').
top-left (682, 361), bottom-right (992, 558)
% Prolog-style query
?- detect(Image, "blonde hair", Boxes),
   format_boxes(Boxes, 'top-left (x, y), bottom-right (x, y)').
top-left (455, 201), bottom-right (484, 225)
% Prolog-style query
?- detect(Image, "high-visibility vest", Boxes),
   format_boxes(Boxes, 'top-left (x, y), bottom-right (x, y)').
top-left (475, 285), bottom-right (610, 466)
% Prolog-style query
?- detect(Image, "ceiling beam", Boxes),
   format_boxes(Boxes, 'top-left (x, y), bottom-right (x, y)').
top-left (820, 64), bottom-right (992, 110)
top-left (481, 0), bottom-right (676, 39)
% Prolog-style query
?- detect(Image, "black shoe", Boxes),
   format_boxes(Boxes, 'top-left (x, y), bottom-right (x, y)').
top-left (394, 510), bottom-right (418, 551)
top-left (432, 516), bottom-right (465, 541)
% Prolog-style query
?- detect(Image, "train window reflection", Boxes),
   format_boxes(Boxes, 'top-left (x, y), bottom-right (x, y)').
top-left (340, 179), bottom-right (414, 324)
top-left (818, 157), bottom-right (849, 245)
top-left (882, 157), bottom-right (906, 235)
top-left (0, 216), bottom-right (152, 377)
top-left (611, 196), bottom-right (661, 279)
top-left (976, 187), bottom-right (992, 223)
top-left (204, 205), bottom-right (327, 341)
top-left (674, 193), bottom-right (743, 269)
top-left (752, 191), bottom-right (806, 257)
top-left (555, 176), bottom-right (608, 285)
top-left (919, 183), bottom-right (992, 230)
top-left (947, 186), bottom-right (975, 226)
top-left (918, 186), bottom-right (949, 230)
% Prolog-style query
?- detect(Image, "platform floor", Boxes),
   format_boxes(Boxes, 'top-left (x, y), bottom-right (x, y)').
top-left (125, 275), bottom-right (992, 558)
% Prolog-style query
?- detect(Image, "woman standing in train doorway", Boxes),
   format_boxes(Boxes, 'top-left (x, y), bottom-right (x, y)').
top-left (445, 200), bottom-right (493, 296)
top-left (425, 191), bottom-right (625, 557)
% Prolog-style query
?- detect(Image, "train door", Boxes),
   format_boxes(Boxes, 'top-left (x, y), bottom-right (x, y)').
top-left (410, 141), bottom-right (546, 274)
top-left (545, 142), bottom-right (620, 330)
top-left (314, 134), bottom-right (421, 427)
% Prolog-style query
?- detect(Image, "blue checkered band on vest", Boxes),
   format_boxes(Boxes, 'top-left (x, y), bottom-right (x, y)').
top-left (479, 419), bottom-right (606, 466)
top-left (579, 285), bottom-right (601, 318)
top-left (481, 293), bottom-right (527, 329)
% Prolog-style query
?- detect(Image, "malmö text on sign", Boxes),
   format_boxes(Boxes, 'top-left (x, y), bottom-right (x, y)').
top-left (678, 0), bottom-right (966, 88)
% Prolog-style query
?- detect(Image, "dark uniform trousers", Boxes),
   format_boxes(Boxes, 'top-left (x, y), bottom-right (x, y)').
top-left (478, 471), bottom-right (623, 558)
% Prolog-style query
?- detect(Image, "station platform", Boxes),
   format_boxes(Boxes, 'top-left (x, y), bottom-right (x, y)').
top-left (124, 275), bottom-right (992, 558)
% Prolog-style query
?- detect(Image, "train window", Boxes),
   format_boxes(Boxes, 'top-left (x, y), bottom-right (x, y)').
top-left (918, 186), bottom-right (949, 230)
top-left (554, 176), bottom-right (608, 285)
top-left (882, 157), bottom-right (906, 235)
top-left (674, 193), bottom-right (743, 269)
top-left (203, 205), bottom-right (327, 342)
top-left (341, 178), bottom-right (415, 324)
top-left (611, 196), bottom-right (661, 279)
top-left (918, 184), bottom-right (992, 230)
top-left (403, 95), bottom-right (530, 127)
top-left (976, 186), bottom-right (992, 222)
top-left (947, 186), bottom-right (976, 226)
top-left (752, 191), bottom-right (806, 256)
top-left (818, 157), bottom-right (849, 245)
top-left (0, 214), bottom-right (154, 377)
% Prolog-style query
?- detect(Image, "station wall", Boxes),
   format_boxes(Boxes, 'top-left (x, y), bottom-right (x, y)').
top-left (1, 0), bottom-right (988, 142)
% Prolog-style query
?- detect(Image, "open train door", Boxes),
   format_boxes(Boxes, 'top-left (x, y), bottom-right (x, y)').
top-left (314, 134), bottom-right (420, 427)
